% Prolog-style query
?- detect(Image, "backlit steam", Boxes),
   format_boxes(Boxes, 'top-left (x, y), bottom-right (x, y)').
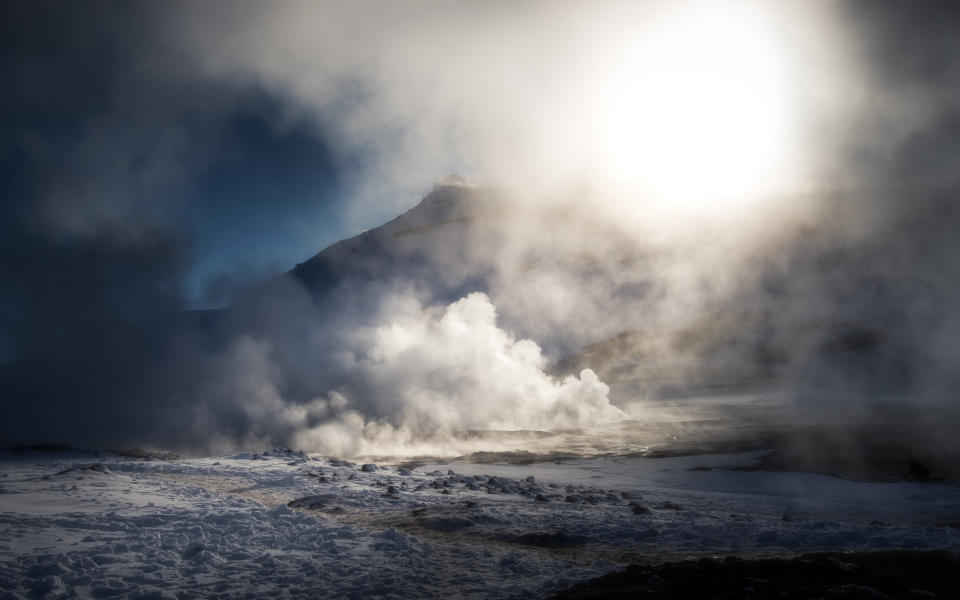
top-left (183, 288), bottom-right (622, 457)
top-left (167, 0), bottom-right (852, 224)
top-left (292, 292), bottom-right (621, 456)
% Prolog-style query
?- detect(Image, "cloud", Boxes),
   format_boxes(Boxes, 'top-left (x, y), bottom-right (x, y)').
top-left (289, 292), bottom-right (621, 456)
top-left (159, 0), bottom-right (857, 224)
top-left (358, 294), bottom-right (614, 419)
top-left (234, 291), bottom-right (621, 457)
top-left (167, 291), bottom-right (624, 457)
top-left (0, 2), bottom-right (343, 358)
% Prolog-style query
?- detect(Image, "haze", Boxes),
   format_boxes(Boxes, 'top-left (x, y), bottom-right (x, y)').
top-left (2, 0), bottom-right (959, 459)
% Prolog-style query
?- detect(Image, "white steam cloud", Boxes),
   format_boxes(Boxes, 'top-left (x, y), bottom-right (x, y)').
top-left (194, 292), bottom-right (622, 457)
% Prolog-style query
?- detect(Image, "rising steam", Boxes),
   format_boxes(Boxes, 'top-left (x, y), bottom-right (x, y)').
top-left (186, 291), bottom-right (621, 457)
top-left (292, 292), bottom-right (621, 456)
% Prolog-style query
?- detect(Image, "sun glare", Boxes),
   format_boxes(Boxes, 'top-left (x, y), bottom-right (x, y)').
top-left (597, 1), bottom-right (797, 216)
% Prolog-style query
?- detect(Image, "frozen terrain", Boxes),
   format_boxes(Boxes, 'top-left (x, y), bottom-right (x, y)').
top-left (2, 447), bottom-right (959, 599)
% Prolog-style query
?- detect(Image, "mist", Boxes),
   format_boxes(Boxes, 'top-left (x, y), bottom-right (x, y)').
top-left (157, 0), bottom-right (865, 221)
top-left (2, 1), bottom-right (959, 463)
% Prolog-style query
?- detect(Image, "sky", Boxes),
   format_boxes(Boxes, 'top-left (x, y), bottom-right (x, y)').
top-left (2, 1), bottom-right (960, 454)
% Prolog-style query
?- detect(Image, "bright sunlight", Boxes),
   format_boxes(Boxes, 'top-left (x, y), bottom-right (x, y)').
top-left (596, 0), bottom-right (798, 215)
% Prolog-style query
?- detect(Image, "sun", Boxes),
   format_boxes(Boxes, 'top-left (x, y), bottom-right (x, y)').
top-left (595, 0), bottom-right (798, 217)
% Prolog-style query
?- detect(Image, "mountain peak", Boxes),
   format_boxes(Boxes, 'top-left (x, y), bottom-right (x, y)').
top-left (395, 176), bottom-right (500, 232)
top-left (433, 173), bottom-right (480, 189)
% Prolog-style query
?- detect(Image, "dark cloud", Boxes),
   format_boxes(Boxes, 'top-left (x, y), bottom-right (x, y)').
top-left (0, 1), bottom-right (345, 360)
top-left (841, 0), bottom-right (960, 91)
top-left (1, 1), bottom-right (193, 359)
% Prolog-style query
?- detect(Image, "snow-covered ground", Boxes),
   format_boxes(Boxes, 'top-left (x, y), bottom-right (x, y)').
top-left (2, 449), bottom-right (959, 599)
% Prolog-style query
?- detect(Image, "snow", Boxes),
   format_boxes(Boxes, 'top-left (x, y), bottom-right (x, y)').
top-left (1, 449), bottom-right (959, 599)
